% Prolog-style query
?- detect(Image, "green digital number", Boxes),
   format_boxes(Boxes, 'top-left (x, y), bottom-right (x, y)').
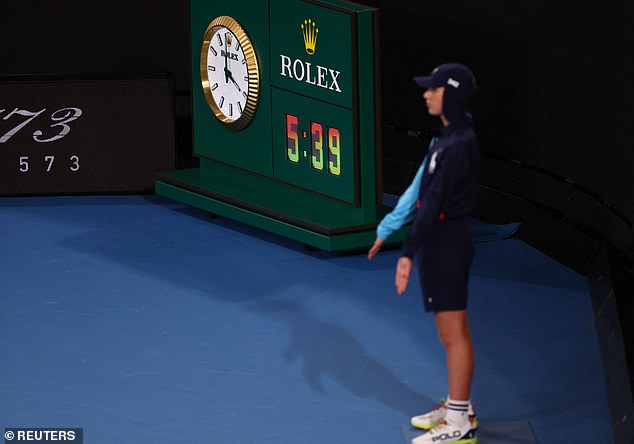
top-left (328, 127), bottom-right (340, 176)
top-left (310, 122), bottom-right (323, 170)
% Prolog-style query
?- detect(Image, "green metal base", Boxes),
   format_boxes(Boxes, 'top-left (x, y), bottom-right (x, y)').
top-left (155, 168), bottom-right (408, 252)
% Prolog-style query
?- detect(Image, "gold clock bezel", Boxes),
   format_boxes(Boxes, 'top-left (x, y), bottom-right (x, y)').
top-left (200, 16), bottom-right (260, 131)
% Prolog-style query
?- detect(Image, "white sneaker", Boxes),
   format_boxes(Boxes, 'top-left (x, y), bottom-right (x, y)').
top-left (411, 400), bottom-right (478, 430)
top-left (411, 419), bottom-right (477, 444)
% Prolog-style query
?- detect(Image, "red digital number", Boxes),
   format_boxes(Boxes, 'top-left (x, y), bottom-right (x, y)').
top-left (286, 114), bottom-right (299, 163)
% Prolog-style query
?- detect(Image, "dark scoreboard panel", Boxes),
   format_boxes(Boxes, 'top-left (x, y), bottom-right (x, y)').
top-left (156, 0), bottom-right (395, 251)
top-left (0, 75), bottom-right (175, 195)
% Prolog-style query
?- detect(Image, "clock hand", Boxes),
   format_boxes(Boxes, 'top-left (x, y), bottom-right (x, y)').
top-left (226, 70), bottom-right (241, 92)
top-left (224, 35), bottom-right (229, 83)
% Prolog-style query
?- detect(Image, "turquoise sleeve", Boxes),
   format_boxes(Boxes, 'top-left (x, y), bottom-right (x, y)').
top-left (376, 156), bottom-right (427, 240)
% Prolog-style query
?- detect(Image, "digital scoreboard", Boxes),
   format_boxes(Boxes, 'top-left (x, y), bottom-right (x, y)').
top-left (156, 0), bottom-right (397, 251)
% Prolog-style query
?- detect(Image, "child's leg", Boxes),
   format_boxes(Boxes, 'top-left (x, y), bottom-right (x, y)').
top-left (434, 310), bottom-right (474, 401)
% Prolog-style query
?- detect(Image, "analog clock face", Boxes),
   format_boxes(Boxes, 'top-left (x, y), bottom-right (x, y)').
top-left (200, 16), bottom-right (259, 131)
top-left (205, 28), bottom-right (248, 120)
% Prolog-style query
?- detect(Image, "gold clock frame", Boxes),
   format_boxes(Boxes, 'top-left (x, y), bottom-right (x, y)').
top-left (200, 16), bottom-right (260, 131)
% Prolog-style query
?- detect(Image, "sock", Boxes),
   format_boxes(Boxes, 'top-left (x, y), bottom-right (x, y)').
top-left (445, 398), bottom-right (470, 427)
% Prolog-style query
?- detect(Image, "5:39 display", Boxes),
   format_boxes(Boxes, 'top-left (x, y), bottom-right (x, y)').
top-left (285, 114), bottom-right (341, 176)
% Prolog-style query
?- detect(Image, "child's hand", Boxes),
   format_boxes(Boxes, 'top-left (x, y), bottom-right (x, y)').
top-left (367, 237), bottom-right (384, 260)
top-left (395, 256), bottom-right (412, 295)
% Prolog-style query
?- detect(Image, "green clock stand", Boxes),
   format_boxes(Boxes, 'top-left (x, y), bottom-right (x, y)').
top-left (156, 0), bottom-right (405, 251)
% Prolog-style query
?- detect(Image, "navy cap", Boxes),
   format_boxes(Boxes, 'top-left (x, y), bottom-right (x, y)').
top-left (414, 63), bottom-right (477, 126)
top-left (414, 63), bottom-right (477, 96)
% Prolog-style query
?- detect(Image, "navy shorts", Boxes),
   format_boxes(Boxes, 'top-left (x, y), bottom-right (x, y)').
top-left (416, 218), bottom-right (474, 313)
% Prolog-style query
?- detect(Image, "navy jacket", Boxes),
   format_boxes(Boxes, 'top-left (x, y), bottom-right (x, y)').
top-left (401, 124), bottom-right (480, 259)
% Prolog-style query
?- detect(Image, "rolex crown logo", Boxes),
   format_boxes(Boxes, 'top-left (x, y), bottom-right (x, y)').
top-left (301, 19), bottom-right (318, 55)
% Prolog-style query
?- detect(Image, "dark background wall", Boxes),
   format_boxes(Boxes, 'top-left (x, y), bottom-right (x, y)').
top-left (2, 1), bottom-right (191, 91)
top-left (363, 0), bottom-right (634, 274)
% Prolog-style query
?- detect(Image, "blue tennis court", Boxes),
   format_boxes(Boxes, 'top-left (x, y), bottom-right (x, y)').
top-left (0, 195), bottom-right (612, 443)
